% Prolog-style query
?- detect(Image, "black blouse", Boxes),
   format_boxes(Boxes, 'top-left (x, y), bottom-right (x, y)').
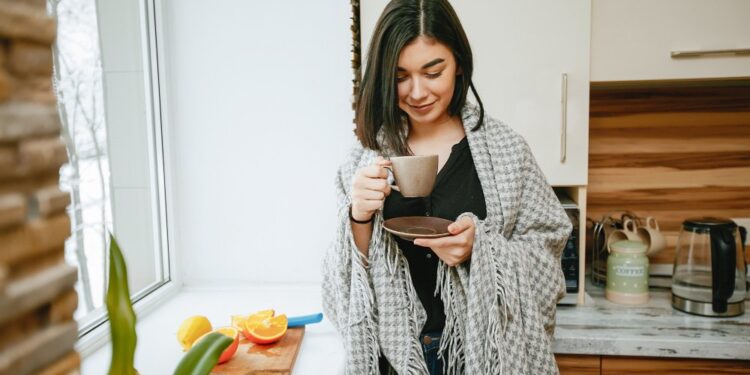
top-left (382, 136), bottom-right (487, 334)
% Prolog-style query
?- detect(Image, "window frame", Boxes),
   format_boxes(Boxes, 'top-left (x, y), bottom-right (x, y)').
top-left (74, 0), bottom-right (180, 357)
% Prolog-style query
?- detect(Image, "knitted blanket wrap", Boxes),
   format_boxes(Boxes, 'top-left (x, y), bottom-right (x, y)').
top-left (322, 104), bottom-right (572, 374)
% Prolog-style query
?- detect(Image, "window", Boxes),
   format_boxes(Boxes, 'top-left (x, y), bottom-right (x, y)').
top-left (52, 0), bottom-right (111, 329)
top-left (51, 0), bottom-right (172, 343)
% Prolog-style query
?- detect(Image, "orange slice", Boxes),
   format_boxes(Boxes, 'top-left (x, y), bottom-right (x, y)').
top-left (231, 309), bottom-right (275, 330)
top-left (194, 326), bottom-right (239, 364)
top-left (243, 314), bottom-right (288, 345)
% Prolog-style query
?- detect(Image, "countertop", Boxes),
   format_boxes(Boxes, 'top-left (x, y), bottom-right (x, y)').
top-left (82, 283), bottom-right (750, 374)
top-left (554, 283), bottom-right (750, 360)
top-left (82, 285), bottom-right (344, 374)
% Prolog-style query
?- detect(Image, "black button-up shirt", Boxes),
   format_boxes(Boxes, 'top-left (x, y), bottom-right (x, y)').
top-left (383, 136), bottom-right (487, 334)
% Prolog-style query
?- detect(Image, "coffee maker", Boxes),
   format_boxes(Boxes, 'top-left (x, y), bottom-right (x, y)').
top-left (672, 218), bottom-right (747, 317)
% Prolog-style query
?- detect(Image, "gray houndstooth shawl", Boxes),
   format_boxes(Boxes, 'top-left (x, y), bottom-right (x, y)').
top-left (322, 103), bottom-right (572, 374)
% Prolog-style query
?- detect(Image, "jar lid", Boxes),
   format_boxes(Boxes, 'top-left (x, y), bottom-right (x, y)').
top-left (609, 240), bottom-right (647, 254)
top-left (683, 217), bottom-right (737, 232)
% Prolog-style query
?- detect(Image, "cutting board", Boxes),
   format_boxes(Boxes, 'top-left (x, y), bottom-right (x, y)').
top-left (211, 327), bottom-right (304, 375)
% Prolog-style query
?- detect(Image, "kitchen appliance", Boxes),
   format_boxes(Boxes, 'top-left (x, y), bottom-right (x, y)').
top-left (556, 191), bottom-right (579, 293)
top-left (672, 217), bottom-right (747, 317)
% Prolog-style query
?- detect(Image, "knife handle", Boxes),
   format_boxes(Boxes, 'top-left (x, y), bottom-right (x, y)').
top-left (287, 313), bottom-right (323, 327)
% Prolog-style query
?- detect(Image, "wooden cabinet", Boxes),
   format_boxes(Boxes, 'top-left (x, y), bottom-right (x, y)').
top-left (556, 354), bottom-right (600, 375)
top-left (591, 0), bottom-right (750, 81)
top-left (556, 354), bottom-right (750, 374)
top-left (359, 0), bottom-right (591, 186)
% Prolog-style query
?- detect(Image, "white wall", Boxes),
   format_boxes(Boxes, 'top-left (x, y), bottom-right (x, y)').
top-left (161, 1), bottom-right (355, 285)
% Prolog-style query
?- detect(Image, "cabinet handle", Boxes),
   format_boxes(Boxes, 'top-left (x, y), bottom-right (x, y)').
top-left (560, 73), bottom-right (568, 163)
top-left (671, 48), bottom-right (750, 58)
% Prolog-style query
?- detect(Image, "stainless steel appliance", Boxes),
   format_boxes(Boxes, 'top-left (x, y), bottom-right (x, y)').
top-left (672, 217), bottom-right (747, 317)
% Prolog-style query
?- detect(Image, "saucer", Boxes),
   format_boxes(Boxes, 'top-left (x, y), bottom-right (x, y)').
top-left (382, 216), bottom-right (452, 241)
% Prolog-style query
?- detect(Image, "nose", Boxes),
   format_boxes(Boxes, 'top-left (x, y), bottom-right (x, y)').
top-left (409, 77), bottom-right (428, 102)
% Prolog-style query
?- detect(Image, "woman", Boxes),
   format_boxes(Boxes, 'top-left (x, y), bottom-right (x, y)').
top-left (322, 1), bottom-right (572, 374)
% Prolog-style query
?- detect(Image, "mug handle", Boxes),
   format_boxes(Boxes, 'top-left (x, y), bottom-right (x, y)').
top-left (646, 216), bottom-right (660, 231)
top-left (623, 218), bottom-right (637, 234)
top-left (383, 166), bottom-right (400, 192)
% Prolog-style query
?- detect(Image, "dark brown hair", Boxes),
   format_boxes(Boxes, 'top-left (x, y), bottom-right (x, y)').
top-left (355, 0), bottom-right (484, 155)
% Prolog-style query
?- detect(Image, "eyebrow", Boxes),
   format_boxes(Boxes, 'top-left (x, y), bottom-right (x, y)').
top-left (397, 58), bottom-right (445, 71)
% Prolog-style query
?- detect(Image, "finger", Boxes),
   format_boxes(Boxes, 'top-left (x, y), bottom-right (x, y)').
top-left (375, 158), bottom-right (392, 167)
top-left (362, 177), bottom-right (390, 193)
top-left (360, 165), bottom-right (388, 179)
top-left (414, 235), bottom-right (458, 249)
top-left (448, 217), bottom-right (474, 235)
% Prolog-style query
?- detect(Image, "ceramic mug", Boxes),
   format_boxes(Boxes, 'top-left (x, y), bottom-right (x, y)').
top-left (635, 216), bottom-right (666, 256)
top-left (386, 155), bottom-right (438, 197)
top-left (607, 218), bottom-right (639, 247)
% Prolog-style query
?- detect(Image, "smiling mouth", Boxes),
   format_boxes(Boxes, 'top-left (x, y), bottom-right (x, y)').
top-left (409, 102), bottom-right (435, 110)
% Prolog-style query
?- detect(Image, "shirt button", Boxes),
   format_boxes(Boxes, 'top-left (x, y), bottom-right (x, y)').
top-left (426, 253), bottom-right (432, 259)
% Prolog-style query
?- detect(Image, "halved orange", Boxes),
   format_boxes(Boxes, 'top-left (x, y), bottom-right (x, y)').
top-left (231, 309), bottom-right (275, 331)
top-left (243, 314), bottom-right (288, 345)
top-left (194, 326), bottom-right (239, 364)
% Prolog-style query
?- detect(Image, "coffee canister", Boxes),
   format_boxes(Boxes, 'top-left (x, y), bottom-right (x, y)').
top-left (606, 240), bottom-right (649, 305)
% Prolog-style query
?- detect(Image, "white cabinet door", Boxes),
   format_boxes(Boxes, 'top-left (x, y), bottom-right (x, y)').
top-left (592, 0), bottom-right (750, 81)
top-left (360, 1), bottom-right (590, 186)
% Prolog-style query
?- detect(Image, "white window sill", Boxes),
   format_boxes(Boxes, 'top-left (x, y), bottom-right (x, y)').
top-left (80, 283), bottom-right (343, 374)
top-left (75, 280), bottom-right (182, 358)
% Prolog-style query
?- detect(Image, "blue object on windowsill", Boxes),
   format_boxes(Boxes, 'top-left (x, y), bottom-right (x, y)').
top-left (287, 313), bottom-right (324, 328)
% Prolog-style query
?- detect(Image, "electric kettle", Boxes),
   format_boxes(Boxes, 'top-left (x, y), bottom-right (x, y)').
top-left (672, 217), bottom-right (746, 317)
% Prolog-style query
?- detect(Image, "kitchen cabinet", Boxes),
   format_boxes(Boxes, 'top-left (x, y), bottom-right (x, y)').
top-left (601, 356), bottom-right (750, 374)
top-left (591, 0), bottom-right (750, 81)
top-left (555, 354), bottom-right (599, 375)
top-left (556, 354), bottom-right (750, 374)
top-left (359, 0), bottom-right (591, 186)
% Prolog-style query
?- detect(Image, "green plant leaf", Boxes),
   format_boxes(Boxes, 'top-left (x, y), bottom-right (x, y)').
top-left (106, 233), bottom-right (138, 375)
top-left (173, 332), bottom-right (233, 375)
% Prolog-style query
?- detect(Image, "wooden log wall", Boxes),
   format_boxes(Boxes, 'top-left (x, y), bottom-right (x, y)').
top-left (588, 78), bottom-right (750, 271)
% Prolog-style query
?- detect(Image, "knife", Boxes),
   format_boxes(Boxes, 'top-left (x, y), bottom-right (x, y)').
top-left (287, 312), bottom-right (323, 328)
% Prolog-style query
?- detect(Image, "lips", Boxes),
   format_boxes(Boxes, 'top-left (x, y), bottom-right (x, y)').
top-left (408, 101), bottom-right (435, 113)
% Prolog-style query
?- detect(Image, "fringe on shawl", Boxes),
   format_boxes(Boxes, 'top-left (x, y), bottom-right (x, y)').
top-left (381, 233), bottom-right (430, 374)
top-left (483, 234), bottom-right (516, 375)
top-left (435, 216), bottom-right (521, 375)
top-left (436, 263), bottom-right (466, 375)
top-left (344, 207), bottom-right (381, 375)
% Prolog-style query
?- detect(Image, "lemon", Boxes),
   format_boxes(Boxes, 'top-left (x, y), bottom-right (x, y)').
top-left (177, 315), bottom-right (212, 351)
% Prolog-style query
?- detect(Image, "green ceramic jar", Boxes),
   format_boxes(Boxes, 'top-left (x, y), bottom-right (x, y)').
top-left (605, 240), bottom-right (649, 305)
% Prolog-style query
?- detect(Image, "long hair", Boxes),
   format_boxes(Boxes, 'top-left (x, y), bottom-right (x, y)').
top-left (355, 0), bottom-right (484, 155)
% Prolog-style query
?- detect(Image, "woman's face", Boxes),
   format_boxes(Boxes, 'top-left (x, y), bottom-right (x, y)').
top-left (396, 36), bottom-right (459, 126)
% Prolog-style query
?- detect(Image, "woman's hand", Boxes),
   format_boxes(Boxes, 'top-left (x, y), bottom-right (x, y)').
top-left (414, 216), bottom-right (475, 266)
top-left (350, 156), bottom-right (392, 222)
